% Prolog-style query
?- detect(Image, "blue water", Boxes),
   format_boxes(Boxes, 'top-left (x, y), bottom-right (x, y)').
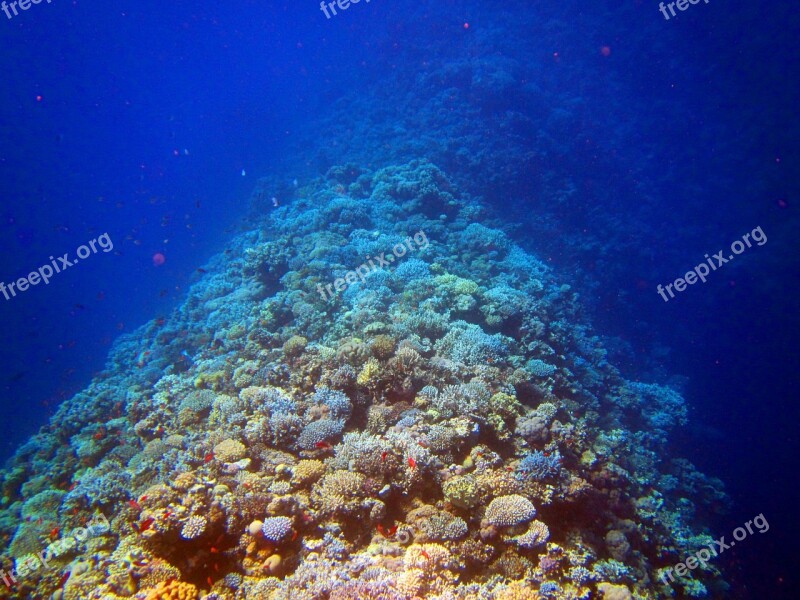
top-left (1, 0), bottom-right (797, 597)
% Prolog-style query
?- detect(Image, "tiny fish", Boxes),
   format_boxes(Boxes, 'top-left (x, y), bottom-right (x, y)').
top-left (58, 570), bottom-right (71, 588)
top-left (315, 441), bottom-right (333, 450)
top-left (138, 517), bottom-right (155, 532)
top-left (204, 452), bottom-right (215, 463)
top-left (407, 457), bottom-right (417, 469)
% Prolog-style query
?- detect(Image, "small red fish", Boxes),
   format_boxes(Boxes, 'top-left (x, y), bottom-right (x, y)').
top-left (139, 495), bottom-right (148, 503)
top-left (58, 570), bottom-right (71, 588)
top-left (387, 525), bottom-right (398, 537)
top-left (407, 457), bottom-right (417, 469)
top-left (139, 517), bottom-right (156, 533)
top-left (381, 451), bottom-right (388, 462)
top-left (315, 441), bottom-right (333, 450)
top-left (204, 452), bottom-right (215, 463)
top-left (129, 500), bottom-right (141, 511)
top-left (49, 526), bottom-right (60, 540)
top-left (420, 549), bottom-right (430, 560)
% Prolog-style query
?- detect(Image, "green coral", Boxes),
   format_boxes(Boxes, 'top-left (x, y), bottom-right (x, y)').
top-left (443, 475), bottom-right (479, 509)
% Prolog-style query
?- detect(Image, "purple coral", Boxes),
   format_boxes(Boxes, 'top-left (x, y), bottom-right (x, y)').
top-left (296, 418), bottom-right (345, 450)
top-left (517, 450), bottom-right (561, 481)
top-left (261, 516), bottom-right (293, 542)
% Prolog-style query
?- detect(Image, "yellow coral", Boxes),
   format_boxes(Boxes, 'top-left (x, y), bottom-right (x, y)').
top-left (282, 335), bottom-right (308, 358)
top-left (143, 580), bottom-right (199, 600)
top-left (213, 438), bottom-right (246, 462)
top-left (597, 582), bottom-right (633, 600)
top-left (313, 470), bottom-right (367, 515)
top-left (291, 459), bottom-right (326, 487)
top-left (357, 358), bottom-right (380, 386)
top-left (495, 581), bottom-right (538, 600)
top-left (369, 334), bottom-right (396, 359)
top-left (443, 475), bottom-right (479, 509)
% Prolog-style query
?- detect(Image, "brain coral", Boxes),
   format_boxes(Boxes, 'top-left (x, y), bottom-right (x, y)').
top-left (261, 516), bottom-right (294, 543)
top-left (485, 494), bottom-right (537, 527)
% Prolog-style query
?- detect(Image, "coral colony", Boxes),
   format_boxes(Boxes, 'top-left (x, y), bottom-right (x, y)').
top-left (0, 161), bottom-right (727, 599)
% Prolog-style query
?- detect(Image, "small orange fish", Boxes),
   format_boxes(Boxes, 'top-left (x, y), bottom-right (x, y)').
top-left (420, 549), bottom-right (430, 560)
top-left (407, 457), bottom-right (417, 469)
top-left (204, 452), bottom-right (214, 463)
top-left (49, 526), bottom-right (60, 540)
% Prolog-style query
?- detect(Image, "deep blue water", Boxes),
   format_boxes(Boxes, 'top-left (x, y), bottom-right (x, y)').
top-left (1, 1), bottom-right (797, 597)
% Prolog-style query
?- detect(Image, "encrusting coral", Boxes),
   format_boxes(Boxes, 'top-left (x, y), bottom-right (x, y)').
top-left (0, 161), bottom-right (728, 599)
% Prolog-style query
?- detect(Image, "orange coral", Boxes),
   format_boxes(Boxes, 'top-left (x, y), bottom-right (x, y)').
top-left (142, 580), bottom-right (199, 600)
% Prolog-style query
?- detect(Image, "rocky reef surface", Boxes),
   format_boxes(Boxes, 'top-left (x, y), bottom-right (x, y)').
top-left (0, 161), bottom-right (727, 599)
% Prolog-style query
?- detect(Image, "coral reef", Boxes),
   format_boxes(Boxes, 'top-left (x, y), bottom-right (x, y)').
top-left (0, 161), bottom-right (728, 599)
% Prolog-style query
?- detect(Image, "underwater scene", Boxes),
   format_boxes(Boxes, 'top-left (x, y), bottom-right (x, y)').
top-left (0, 1), bottom-right (797, 599)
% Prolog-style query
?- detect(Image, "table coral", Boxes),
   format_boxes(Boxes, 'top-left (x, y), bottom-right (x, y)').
top-left (485, 494), bottom-right (537, 527)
